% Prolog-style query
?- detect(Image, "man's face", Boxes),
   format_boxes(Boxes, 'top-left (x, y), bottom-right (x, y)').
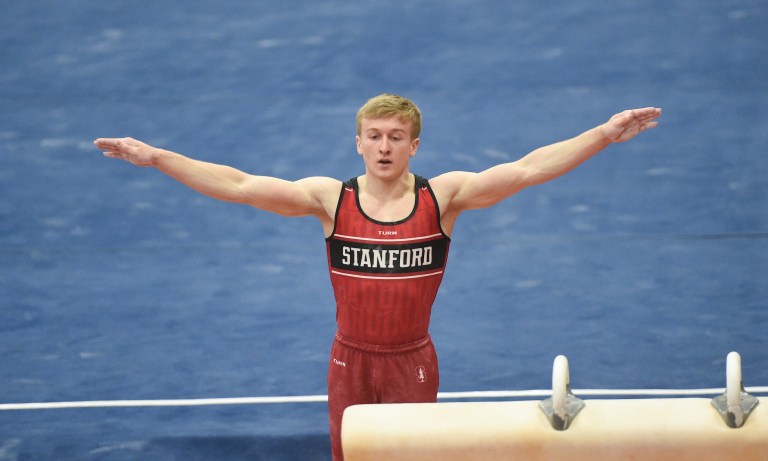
top-left (356, 116), bottom-right (420, 179)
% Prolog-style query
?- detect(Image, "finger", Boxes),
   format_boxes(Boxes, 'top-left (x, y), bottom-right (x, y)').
top-left (633, 107), bottom-right (663, 120)
top-left (93, 138), bottom-right (121, 149)
top-left (634, 107), bottom-right (662, 113)
top-left (95, 137), bottom-right (131, 148)
top-left (639, 121), bottom-right (660, 131)
top-left (638, 114), bottom-right (662, 126)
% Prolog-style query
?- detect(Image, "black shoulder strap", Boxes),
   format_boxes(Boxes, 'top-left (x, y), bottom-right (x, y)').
top-left (414, 174), bottom-right (428, 189)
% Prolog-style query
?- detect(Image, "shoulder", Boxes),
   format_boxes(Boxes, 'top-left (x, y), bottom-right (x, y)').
top-left (428, 171), bottom-right (474, 189)
top-left (296, 176), bottom-right (343, 196)
top-left (427, 171), bottom-right (474, 204)
top-left (425, 172), bottom-right (476, 233)
top-left (283, 176), bottom-right (344, 218)
top-left (292, 176), bottom-right (343, 236)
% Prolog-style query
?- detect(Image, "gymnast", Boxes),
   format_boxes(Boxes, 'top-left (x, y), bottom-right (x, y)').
top-left (94, 94), bottom-right (661, 460)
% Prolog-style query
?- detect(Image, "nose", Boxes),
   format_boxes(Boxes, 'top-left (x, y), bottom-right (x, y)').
top-left (378, 136), bottom-right (391, 154)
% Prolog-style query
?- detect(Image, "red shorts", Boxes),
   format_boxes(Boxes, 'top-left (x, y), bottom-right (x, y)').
top-left (327, 332), bottom-right (439, 461)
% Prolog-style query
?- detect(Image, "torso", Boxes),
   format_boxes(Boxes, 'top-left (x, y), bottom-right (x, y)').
top-left (325, 175), bottom-right (451, 345)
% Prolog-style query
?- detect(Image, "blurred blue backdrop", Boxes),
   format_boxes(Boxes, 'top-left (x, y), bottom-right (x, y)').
top-left (1, 1), bottom-right (766, 459)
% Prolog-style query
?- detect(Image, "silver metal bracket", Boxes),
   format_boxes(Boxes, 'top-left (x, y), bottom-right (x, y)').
top-left (539, 355), bottom-right (585, 430)
top-left (711, 351), bottom-right (760, 428)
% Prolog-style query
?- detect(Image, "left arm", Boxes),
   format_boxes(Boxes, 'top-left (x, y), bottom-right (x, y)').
top-left (432, 107), bottom-right (662, 228)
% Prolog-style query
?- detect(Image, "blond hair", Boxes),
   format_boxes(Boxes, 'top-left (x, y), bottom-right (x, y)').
top-left (356, 94), bottom-right (422, 139)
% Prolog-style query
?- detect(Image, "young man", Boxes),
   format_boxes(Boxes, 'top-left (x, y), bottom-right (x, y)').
top-left (94, 94), bottom-right (661, 460)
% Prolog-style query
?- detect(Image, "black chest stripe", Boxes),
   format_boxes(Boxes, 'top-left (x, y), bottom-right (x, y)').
top-left (329, 238), bottom-right (448, 274)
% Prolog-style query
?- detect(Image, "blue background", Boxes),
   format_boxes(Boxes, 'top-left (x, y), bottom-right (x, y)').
top-left (1, 1), bottom-right (766, 459)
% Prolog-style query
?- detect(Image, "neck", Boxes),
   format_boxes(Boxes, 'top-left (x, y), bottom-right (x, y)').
top-left (359, 171), bottom-right (414, 200)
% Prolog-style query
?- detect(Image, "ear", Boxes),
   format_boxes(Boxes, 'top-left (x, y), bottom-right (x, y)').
top-left (409, 137), bottom-right (420, 157)
top-left (356, 135), bottom-right (363, 155)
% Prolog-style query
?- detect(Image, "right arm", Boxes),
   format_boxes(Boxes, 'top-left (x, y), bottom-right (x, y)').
top-left (93, 137), bottom-right (340, 224)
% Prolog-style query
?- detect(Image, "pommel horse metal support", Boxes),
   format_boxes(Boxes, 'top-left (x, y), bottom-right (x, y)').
top-left (540, 351), bottom-right (761, 431)
top-left (538, 355), bottom-right (584, 430)
top-left (711, 351), bottom-right (760, 428)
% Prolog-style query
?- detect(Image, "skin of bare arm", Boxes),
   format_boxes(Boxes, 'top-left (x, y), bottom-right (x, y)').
top-left (93, 137), bottom-right (340, 234)
top-left (430, 107), bottom-right (661, 235)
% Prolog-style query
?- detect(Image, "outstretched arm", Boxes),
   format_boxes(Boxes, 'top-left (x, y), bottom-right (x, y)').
top-left (433, 107), bottom-right (662, 223)
top-left (93, 137), bottom-right (340, 221)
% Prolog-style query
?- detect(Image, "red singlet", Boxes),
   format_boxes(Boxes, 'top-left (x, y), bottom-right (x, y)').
top-left (326, 175), bottom-right (451, 345)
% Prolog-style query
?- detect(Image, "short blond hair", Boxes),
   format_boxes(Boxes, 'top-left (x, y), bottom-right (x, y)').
top-left (356, 94), bottom-right (422, 139)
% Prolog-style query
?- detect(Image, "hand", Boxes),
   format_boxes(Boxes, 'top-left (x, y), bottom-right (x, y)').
top-left (93, 137), bottom-right (158, 167)
top-left (601, 107), bottom-right (662, 143)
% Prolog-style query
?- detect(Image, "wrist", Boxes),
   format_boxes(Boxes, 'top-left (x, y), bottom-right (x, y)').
top-left (150, 148), bottom-right (172, 167)
top-left (583, 125), bottom-right (614, 147)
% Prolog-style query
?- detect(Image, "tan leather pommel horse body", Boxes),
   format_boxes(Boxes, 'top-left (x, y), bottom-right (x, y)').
top-left (341, 353), bottom-right (766, 461)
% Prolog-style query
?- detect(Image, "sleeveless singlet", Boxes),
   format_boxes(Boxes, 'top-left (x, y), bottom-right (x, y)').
top-left (325, 175), bottom-right (451, 346)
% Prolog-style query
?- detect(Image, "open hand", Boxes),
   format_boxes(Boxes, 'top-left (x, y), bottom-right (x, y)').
top-left (602, 107), bottom-right (662, 143)
top-left (93, 137), bottom-right (157, 167)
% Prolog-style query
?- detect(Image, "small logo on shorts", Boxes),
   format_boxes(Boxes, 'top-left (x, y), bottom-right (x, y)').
top-left (333, 358), bottom-right (346, 367)
top-left (416, 366), bottom-right (427, 383)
